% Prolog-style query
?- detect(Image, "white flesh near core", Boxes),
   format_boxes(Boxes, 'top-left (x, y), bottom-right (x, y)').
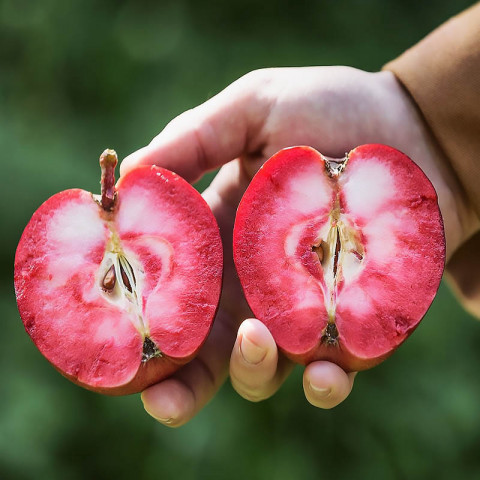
top-left (282, 156), bottom-right (399, 324)
top-left (281, 160), bottom-right (356, 322)
top-left (42, 197), bottom-right (138, 352)
top-left (46, 201), bottom-right (106, 290)
top-left (115, 183), bottom-right (185, 336)
top-left (44, 193), bottom-right (177, 342)
top-left (337, 157), bottom-right (400, 317)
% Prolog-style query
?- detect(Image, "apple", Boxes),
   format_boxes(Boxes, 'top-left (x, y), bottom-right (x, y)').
top-left (14, 150), bottom-right (223, 394)
top-left (233, 145), bottom-right (445, 371)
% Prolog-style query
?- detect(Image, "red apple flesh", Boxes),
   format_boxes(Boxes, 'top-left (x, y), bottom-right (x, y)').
top-left (14, 150), bottom-right (223, 394)
top-left (233, 145), bottom-right (445, 371)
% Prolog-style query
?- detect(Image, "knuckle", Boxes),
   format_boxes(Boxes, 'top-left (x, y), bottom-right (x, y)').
top-left (230, 374), bottom-right (270, 402)
top-left (235, 68), bottom-right (271, 91)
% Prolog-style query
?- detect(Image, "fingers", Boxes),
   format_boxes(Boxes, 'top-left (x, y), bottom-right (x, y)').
top-left (142, 315), bottom-right (357, 425)
top-left (303, 362), bottom-right (356, 409)
top-left (230, 319), bottom-right (356, 408)
top-left (141, 311), bottom-right (236, 427)
top-left (230, 318), bottom-right (294, 402)
top-left (120, 71), bottom-right (272, 182)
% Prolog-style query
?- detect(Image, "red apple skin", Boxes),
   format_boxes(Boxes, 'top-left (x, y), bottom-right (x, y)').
top-left (15, 165), bottom-right (223, 395)
top-left (233, 145), bottom-right (445, 372)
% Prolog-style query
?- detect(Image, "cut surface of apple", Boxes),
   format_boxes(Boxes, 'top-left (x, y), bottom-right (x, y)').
top-left (14, 150), bottom-right (223, 394)
top-left (233, 145), bottom-right (445, 371)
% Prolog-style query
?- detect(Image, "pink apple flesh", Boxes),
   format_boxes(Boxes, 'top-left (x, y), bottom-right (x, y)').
top-left (233, 145), bottom-right (445, 371)
top-left (15, 156), bottom-right (222, 394)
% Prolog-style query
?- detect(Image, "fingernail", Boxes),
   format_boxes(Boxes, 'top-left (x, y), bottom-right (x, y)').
top-left (145, 409), bottom-right (174, 425)
top-left (155, 417), bottom-right (174, 425)
top-left (141, 395), bottom-right (174, 425)
top-left (240, 336), bottom-right (267, 365)
top-left (309, 383), bottom-right (331, 398)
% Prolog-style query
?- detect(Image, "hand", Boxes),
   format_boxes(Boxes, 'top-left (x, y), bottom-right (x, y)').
top-left (121, 66), bottom-right (476, 426)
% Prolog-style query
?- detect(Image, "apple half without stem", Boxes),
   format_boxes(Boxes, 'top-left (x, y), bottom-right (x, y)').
top-left (14, 150), bottom-right (223, 395)
top-left (233, 145), bottom-right (445, 371)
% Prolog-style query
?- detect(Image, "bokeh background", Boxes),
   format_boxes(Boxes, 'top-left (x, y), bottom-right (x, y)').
top-left (1, 0), bottom-right (479, 478)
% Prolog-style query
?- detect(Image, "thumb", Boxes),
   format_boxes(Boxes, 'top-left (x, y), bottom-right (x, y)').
top-left (120, 71), bottom-right (271, 182)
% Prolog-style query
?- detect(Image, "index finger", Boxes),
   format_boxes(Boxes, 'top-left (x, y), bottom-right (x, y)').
top-left (120, 71), bottom-right (272, 182)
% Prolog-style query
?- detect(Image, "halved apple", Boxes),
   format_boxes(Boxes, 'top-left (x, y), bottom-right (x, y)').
top-left (15, 150), bottom-right (223, 394)
top-left (233, 145), bottom-right (445, 371)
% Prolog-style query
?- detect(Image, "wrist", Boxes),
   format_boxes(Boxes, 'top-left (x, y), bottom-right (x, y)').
top-left (377, 70), bottom-right (479, 260)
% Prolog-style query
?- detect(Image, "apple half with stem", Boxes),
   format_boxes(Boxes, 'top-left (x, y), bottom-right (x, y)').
top-left (233, 145), bottom-right (445, 371)
top-left (14, 150), bottom-right (223, 395)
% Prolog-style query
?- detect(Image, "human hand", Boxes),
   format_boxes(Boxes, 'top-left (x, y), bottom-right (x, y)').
top-left (121, 66), bottom-right (476, 426)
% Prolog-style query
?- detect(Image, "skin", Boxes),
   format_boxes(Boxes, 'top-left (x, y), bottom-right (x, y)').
top-left (120, 66), bottom-right (479, 427)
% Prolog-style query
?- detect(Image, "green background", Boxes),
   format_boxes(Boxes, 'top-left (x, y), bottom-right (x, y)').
top-left (1, 1), bottom-right (479, 478)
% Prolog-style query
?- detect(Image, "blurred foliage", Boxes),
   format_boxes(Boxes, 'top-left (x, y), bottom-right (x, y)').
top-left (1, 0), bottom-right (479, 479)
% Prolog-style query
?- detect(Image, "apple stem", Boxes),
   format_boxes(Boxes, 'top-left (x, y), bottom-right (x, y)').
top-left (100, 149), bottom-right (118, 211)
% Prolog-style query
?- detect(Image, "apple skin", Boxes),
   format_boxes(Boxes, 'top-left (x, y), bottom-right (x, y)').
top-left (233, 145), bottom-right (445, 372)
top-left (15, 163), bottom-right (223, 395)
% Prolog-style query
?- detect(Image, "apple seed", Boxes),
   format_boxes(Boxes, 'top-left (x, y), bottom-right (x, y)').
top-left (312, 242), bottom-right (324, 262)
top-left (102, 264), bottom-right (116, 291)
top-left (118, 255), bottom-right (135, 294)
top-left (332, 226), bottom-right (341, 279)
